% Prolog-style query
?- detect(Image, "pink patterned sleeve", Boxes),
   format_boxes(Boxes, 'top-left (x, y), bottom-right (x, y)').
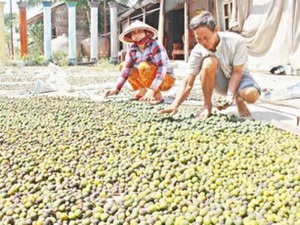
top-left (116, 50), bottom-right (135, 91)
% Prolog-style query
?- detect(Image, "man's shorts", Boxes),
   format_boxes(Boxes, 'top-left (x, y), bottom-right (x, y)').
top-left (214, 68), bottom-right (261, 96)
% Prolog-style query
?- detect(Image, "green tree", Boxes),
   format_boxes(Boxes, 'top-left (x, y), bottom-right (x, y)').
top-left (28, 21), bottom-right (44, 54)
top-left (4, 13), bottom-right (18, 56)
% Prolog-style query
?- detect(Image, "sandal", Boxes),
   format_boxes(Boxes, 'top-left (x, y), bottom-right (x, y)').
top-left (129, 95), bottom-right (143, 101)
top-left (149, 99), bottom-right (164, 105)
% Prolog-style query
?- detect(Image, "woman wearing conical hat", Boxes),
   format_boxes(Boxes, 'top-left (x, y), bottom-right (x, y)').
top-left (103, 20), bottom-right (175, 104)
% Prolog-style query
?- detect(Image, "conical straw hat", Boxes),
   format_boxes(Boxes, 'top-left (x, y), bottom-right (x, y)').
top-left (119, 20), bottom-right (158, 44)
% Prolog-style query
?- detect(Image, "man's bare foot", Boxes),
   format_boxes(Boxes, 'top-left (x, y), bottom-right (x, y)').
top-left (196, 105), bottom-right (212, 119)
top-left (236, 96), bottom-right (251, 117)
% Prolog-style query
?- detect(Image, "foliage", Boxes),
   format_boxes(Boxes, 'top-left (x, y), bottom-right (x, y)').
top-left (28, 21), bottom-right (44, 55)
top-left (22, 51), bottom-right (45, 66)
top-left (52, 50), bottom-right (69, 67)
top-left (4, 13), bottom-right (18, 32)
top-left (4, 13), bottom-right (19, 56)
top-left (27, 0), bottom-right (45, 7)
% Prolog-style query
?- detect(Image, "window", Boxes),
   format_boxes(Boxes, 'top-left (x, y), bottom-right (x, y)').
top-left (223, 0), bottom-right (233, 30)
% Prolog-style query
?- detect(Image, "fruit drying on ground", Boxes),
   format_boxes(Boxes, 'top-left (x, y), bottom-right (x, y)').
top-left (215, 96), bottom-right (232, 111)
top-left (0, 97), bottom-right (300, 224)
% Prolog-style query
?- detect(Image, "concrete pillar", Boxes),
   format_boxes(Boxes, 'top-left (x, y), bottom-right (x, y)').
top-left (108, 1), bottom-right (118, 64)
top-left (42, 1), bottom-right (52, 63)
top-left (158, 0), bottom-right (164, 44)
top-left (17, 1), bottom-right (28, 58)
top-left (0, 1), bottom-right (5, 60)
top-left (66, 1), bottom-right (77, 65)
top-left (90, 1), bottom-right (100, 63)
top-left (103, 0), bottom-right (108, 58)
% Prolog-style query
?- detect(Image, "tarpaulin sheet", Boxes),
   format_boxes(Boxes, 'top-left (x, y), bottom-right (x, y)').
top-left (230, 0), bottom-right (300, 69)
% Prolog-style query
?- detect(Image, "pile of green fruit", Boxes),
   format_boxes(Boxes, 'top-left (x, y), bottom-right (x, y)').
top-left (0, 97), bottom-right (299, 225)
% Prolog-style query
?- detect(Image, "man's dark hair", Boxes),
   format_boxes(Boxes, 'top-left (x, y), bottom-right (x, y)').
top-left (190, 11), bottom-right (216, 32)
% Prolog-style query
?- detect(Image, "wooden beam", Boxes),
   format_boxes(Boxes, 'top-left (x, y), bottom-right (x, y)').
top-left (184, 0), bottom-right (189, 62)
top-left (119, 0), bottom-right (160, 21)
top-left (142, 7), bottom-right (146, 22)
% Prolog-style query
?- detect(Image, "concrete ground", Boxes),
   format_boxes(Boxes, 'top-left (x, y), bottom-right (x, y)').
top-left (171, 62), bottom-right (300, 135)
top-left (1, 62), bottom-right (300, 136)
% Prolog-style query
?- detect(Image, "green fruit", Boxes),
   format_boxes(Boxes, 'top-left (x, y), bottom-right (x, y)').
top-left (100, 213), bottom-right (109, 222)
top-left (59, 212), bottom-right (69, 221)
top-left (0, 97), bottom-right (299, 224)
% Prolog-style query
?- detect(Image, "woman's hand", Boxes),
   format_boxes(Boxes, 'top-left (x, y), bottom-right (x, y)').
top-left (103, 89), bottom-right (119, 99)
top-left (139, 89), bottom-right (156, 102)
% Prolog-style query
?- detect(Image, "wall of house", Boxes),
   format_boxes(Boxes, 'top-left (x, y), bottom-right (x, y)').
top-left (164, 0), bottom-right (216, 59)
top-left (52, 5), bottom-right (90, 42)
top-left (216, 0), bottom-right (233, 31)
top-left (189, 0), bottom-right (216, 19)
top-left (117, 0), bottom-right (219, 60)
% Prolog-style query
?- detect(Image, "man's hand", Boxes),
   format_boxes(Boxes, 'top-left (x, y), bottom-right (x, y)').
top-left (216, 94), bottom-right (234, 111)
top-left (103, 89), bottom-right (119, 99)
top-left (158, 106), bottom-right (178, 115)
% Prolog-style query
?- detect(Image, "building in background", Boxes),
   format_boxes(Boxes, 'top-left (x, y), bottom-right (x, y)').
top-left (117, 0), bottom-right (300, 73)
top-left (27, 2), bottom-right (90, 41)
top-left (117, 0), bottom-right (233, 62)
